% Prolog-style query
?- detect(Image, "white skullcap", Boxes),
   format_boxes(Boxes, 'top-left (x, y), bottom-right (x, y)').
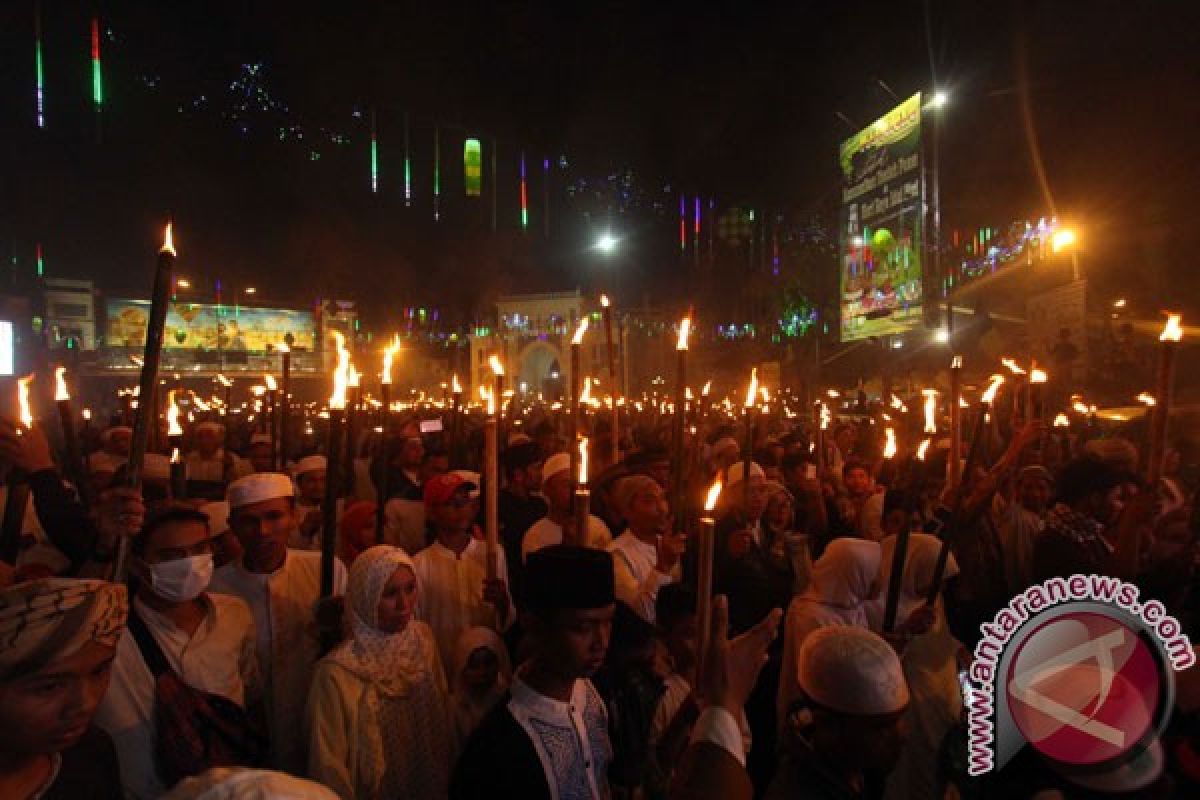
top-left (101, 425), bottom-right (132, 443)
top-left (160, 767), bottom-right (338, 800)
top-left (452, 470), bottom-right (482, 499)
top-left (201, 501), bottom-right (230, 535)
top-left (797, 626), bottom-right (909, 715)
top-left (142, 453), bottom-right (172, 482)
top-left (88, 451), bottom-right (123, 474)
top-left (248, 432), bottom-right (272, 446)
top-left (725, 461), bottom-right (765, 486)
top-left (711, 436), bottom-right (740, 459)
top-left (613, 474), bottom-right (661, 513)
top-left (542, 452), bottom-right (571, 486)
top-left (293, 455), bottom-right (327, 477)
top-left (227, 472), bottom-right (294, 509)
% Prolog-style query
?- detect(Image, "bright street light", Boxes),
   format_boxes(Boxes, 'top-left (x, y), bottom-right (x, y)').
top-left (933, 328), bottom-right (950, 344)
top-left (595, 233), bottom-right (618, 254)
top-left (930, 90), bottom-right (949, 109)
top-left (244, 287), bottom-right (257, 295)
top-left (175, 278), bottom-right (191, 289)
top-left (1051, 228), bottom-right (1078, 253)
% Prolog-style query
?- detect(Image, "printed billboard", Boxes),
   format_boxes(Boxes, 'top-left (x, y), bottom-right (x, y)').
top-left (105, 299), bottom-right (316, 352)
top-left (838, 92), bottom-right (924, 341)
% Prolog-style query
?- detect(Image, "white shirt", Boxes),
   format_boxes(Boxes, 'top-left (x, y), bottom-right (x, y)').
top-left (608, 530), bottom-right (679, 624)
top-left (522, 514), bottom-right (613, 562)
top-left (94, 593), bottom-right (259, 800)
top-left (412, 538), bottom-right (512, 679)
top-left (209, 548), bottom-right (347, 775)
top-left (185, 449), bottom-right (251, 483)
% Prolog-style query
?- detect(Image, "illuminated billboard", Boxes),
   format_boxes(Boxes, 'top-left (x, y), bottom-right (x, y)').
top-left (105, 299), bottom-right (316, 352)
top-left (838, 92), bottom-right (924, 341)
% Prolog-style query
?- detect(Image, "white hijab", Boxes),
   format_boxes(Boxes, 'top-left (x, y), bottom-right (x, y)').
top-left (328, 544), bottom-right (432, 696)
top-left (798, 537), bottom-right (881, 625)
top-left (875, 533), bottom-right (959, 626)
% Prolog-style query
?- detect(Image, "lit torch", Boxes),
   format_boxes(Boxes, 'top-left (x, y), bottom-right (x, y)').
top-left (1147, 313), bottom-right (1184, 485)
top-left (741, 367), bottom-right (758, 510)
top-left (695, 479), bottom-right (723, 686)
top-left (671, 316), bottom-right (691, 528)
top-left (321, 330), bottom-right (350, 598)
top-left (166, 390), bottom-right (186, 498)
top-left (922, 389), bottom-right (938, 435)
top-left (573, 436), bottom-right (591, 547)
top-left (883, 427), bottom-right (897, 459)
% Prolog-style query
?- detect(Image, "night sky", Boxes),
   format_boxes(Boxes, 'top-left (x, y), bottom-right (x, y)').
top-left (2, 0), bottom-right (1198, 327)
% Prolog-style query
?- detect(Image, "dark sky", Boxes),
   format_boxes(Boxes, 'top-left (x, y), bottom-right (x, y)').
top-left (2, 0), bottom-right (1198, 324)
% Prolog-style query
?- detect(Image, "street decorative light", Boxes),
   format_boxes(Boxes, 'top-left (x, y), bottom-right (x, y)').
top-left (595, 233), bottom-right (618, 253)
top-left (1051, 228), bottom-right (1077, 253)
top-left (930, 90), bottom-right (949, 109)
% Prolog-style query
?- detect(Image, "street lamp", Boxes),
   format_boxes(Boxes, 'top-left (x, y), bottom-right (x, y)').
top-left (929, 90), bottom-right (949, 109)
top-left (595, 233), bottom-right (618, 254)
top-left (1050, 227), bottom-right (1081, 282)
top-left (175, 278), bottom-right (191, 289)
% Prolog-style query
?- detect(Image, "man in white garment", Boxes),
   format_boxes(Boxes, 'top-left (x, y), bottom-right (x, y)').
top-left (185, 422), bottom-right (252, 501)
top-left (290, 455), bottom-right (329, 551)
top-left (522, 452), bottom-right (612, 562)
top-left (608, 474), bottom-right (685, 624)
top-left (412, 472), bottom-right (513, 678)
top-left (95, 507), bottom-right (260, 799)
top-left (208, 472), bottom-right (347, 776)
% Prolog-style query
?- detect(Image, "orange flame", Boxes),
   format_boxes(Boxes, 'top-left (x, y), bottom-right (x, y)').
top-left (883, 427), bottom-right (897, 459)
top-left (571, 317), bottom-right (589, 346)
top-left (54, 366), bottom-right (69, 402)
top-left (479, 385), bottom-right (495, 416)
top-left (702, 380), bottom-right (712, 397)
top-left (1030, 367), bottom-right (1048, 384)
top-left (348, 367), bottom-right (361, 389)
top-left (489, 355), bottom-right (505, 377)
top-left (916, 438), bottom-right (931, 461)
top-left (1001, 357), bottom-right (1026, 375)
top-left (166, 390), bottom-right (183, 437)
top-left (982, 374), bottom-right (1006, 405)
top-left (580, 377), bottom-right (592, 405)
top-left (161, 223), bottom-right (176, 257)
top-left (275, 341), bottom-right (290, 354)
top-left (1053, 413), bottom-right (1070, 427)
top-left (17, 374), bottom-right (34, 428)
top-left (922, 389), bottom-right (938, 434)
top-left (451, 373), bottom-right (463, 394)
top-left (1137, 392), bottom-right (1156, 406)
top-left (216, 374), bottom-right (233, 387)
top-left (1072, 399), bottom-right (1091, 414)
top-left (1160, 313), bottom-right (1183, 342)
top-left (264, 374), bottom-right (277, 391)
top-left (381, 335), bottom-right (401, 385)
top-left (819, 402), bottom-right (832, 430)
top-left (329, 331), bottom-right (350, 410)
top-left (744, 368), bottom-right (759, 409)
top-left (704, 480), bottom-right (723, 513)
top-left (578, 436), bottom-right (589, 484)
top-left (676, 317), bottom-right (691, 351)
top-left (890, 393), bottom-right (907, 412)
top-left (600, 294), bottom-right (610, 308)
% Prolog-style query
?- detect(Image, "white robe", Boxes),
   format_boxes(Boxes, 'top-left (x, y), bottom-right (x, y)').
top-left (522, 514), bottom-right (613, 562)
top-left (608, 530), bottom-right (679, 624)
top-left (412, 538), bottom-right (512, 680)
top-left (209, 549), bottom-right (347, 775)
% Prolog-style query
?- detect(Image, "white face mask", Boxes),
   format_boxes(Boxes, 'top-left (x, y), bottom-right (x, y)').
top-left (149, 554), bottom-right (214, 603)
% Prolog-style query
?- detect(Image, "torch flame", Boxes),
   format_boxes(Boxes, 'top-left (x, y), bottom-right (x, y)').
top-left (216, 374), bottom-right (233, 387)
top-left (578, 436), bottom-right (589, 484)
top-left (329, 331), bottom-right (350, 410)
top-left (381, 335), bottom-right (401, 385)
top-left (451, 373), bottom-right (462, 394)
top-left (760, 386), bottom-right (770, 404)
top-left (82, 408), bottom-right (92, 421)
top-left (1137, 392), bottom-right (1156, 406)
top-left (744, 368), bottom-right (759, 409)
top-left (1054, 413), bottom-right (1070, 427)
top-left (54, 366), bottom-right (69, 402)
top-left (916, 439), bottom-right (931, 461)
top-left (17, 374), bottom-right (34, 428)
top-left (479, 385), bottom-right (495, 416)
top-left (890, 393), bottom-right (907, 412)
top-left (1001, 357), bottom-right (1027, 376)
top-left (264, 375), bottom-right (278, 391)
top-left (1030, 367), bottom-right (1048, 384)
top-left (166, 390), bottom-right (183, 437)
top-left (921, 389), bottom-right (938, 434)
top-left (600, 294), bottom-right (610, 308)
top-left (1160, 313), bottom-right (1184, 342)
top-left (819, 403), bottom-right (832, 430)
top-left (489, 355), bottom-right (505, 377)
top-left (161, 222), bottom-right (176, 257)
top-left (276, 341), bottom-right (290, 354)
top-left (348, 367), bottom-right (361, 389)
top-left (883, 427), bottom-right (897, 459)
top-left (1072, 399), bottom-right (1091, 414)
top-left (702, 380), bottom-right (712, 396)
top-left (982, 374), bottom-right (1006, 405)
top-left (580, 377), bottom-right (592, 405)
top-left (571, 317), bottom-right (589, 346)
top-left (704, 480), bottom-right (723, 513)
top-left (676, 317), bottom-right (691, 351)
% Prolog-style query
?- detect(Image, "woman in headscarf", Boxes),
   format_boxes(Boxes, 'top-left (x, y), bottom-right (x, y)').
top-left (306, 545), bottom-right (452, 800)
top-left (762, 482), bottom-right (813, 595)
top-left (449, 626), bottom-right (511, 750)
top-left (869, 532), bottom-right (964, 800)
top-left (776, 537), bottom-right (881, 731)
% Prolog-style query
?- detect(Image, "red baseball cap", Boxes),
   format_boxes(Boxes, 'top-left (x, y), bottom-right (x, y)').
top-left (423, 472), bottom-right (477, 509)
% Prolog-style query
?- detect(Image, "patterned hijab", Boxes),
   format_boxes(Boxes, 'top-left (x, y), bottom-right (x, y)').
top-left (0, 578), bottom-right (128, 681)
top-left (328, 545), bottom-right (430, 696)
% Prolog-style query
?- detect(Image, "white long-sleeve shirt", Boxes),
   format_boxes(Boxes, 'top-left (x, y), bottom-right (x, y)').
top-left (412, 538), bottom-right (513, 679)
top-left (608, 531), bottom-right (679, 624)
top-left (209, 548), bottom-right (346, 776)
top-left (94, 593), bottom-right (259, 800)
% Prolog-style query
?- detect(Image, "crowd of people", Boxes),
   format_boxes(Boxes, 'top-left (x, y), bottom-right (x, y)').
top-left (0, 392), bottom-right (1198, 799)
